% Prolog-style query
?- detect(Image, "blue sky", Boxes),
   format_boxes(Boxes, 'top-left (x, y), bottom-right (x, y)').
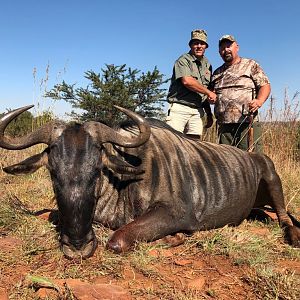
top-left (0, 0), bottom-right (299, 118)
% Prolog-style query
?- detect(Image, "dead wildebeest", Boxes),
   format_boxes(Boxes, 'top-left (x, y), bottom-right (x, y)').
top-left (1, 105), bottom-right (300, 259)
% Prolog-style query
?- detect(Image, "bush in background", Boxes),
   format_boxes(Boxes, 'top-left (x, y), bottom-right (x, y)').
top-left (45, 64), bottom-right (169, 126)
top-left (0, 109), bottom-right (54, 137)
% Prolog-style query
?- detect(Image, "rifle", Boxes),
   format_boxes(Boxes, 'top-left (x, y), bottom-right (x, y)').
top-left (247, 112), bottom-right (254, 152)
top-left (247, 88), bottom-right (255, 152)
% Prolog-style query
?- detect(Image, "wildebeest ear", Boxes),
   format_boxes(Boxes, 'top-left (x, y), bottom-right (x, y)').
top-left (3, 150), bottom-right (48, 175)
top-left (102, 150), bottom-right (144, 175)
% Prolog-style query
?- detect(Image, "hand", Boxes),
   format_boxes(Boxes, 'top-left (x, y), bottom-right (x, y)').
top-left (249, 99), bottom-right (263, 113)
top-left (207, 91), bottom-right (217, 104)
top-left (205, 114), bottom-right (213, 128)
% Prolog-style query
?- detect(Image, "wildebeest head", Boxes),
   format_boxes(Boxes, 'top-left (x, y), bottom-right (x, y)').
top-left (0, 105), bottom-right (150, 259)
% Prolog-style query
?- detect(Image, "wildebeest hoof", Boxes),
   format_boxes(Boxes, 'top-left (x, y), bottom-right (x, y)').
top-left (106, 240), bottom-right (123, 253)
top-left (106, 235), bottom-right (131, 253)
top-left (106, 231), bottom-right (131, 253)
top-left (285, 226), bottom-right (300, 247)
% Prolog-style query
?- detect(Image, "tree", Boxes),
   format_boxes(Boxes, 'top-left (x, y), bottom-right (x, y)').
top-left (0, 109), bottom-right (54, 137)
top-left (0, 110), bottom-right (33, 136)
top-left (46, 64), bottom-right (169, 126)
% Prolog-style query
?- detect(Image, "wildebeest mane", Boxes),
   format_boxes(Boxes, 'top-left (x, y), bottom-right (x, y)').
top-left (119, 117), bottom-right (186, 137)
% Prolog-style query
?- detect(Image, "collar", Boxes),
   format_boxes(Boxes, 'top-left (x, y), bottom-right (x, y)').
top-left (188, 51), bottom-right (204, 63)
top-left (224, 56), bottom-right (242, 67)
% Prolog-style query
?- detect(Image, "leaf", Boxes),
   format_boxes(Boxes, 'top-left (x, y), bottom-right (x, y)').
top-left (26, 275), bottom-right (61, 293)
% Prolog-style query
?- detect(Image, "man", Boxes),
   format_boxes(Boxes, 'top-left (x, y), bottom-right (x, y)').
top-left (166, 29), bottom-right (217, 139)
top-left (210, 35), bottom-right (271, 151)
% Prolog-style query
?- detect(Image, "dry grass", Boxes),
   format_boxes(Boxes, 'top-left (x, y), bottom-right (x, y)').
top-left (261, 91), bottom-right (300, 217)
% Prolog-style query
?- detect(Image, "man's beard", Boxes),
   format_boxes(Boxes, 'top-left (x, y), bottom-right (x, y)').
top-left (223, 52), bottom-right (233, 63)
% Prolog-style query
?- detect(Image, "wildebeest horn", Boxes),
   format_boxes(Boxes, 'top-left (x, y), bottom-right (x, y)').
top-left (87, 106), bottom-right (151, 148)
top-left (0, 105), bottom-right (62, 150)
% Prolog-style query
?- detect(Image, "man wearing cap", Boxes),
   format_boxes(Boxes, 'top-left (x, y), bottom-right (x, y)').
top-left (166, 29), bottom-right (217, 140)
top-left (209, 34), bottom-right (271, 151)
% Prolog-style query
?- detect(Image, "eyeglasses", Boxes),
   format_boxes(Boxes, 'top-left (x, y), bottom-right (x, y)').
top-left (191, 40), bottom-right (206, 46)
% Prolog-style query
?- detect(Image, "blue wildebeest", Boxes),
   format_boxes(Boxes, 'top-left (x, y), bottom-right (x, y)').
top-left (1, 105), bottom-right (300, 259)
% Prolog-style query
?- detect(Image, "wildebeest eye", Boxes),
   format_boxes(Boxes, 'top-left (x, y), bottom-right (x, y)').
top-left (48, 143), bottom-right (59, 152)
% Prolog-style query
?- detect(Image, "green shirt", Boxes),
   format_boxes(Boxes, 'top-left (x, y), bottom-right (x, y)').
top-left (167, 52), bottom-right (212, 109)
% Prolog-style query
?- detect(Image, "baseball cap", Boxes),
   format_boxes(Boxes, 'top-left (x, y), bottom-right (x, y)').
top-left (218, 34), bottom-right (236, 46)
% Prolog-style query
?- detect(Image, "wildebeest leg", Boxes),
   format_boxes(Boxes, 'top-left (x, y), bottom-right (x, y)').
top-left (107, 206), bottom-right (186, 253)
top-left (256, 173), bottom-right (300, 247)
top-left (156, 232), bottom-right (186, 247)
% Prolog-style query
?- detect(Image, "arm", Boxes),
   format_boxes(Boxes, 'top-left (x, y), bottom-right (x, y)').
top-left (181, 76), bottom-right (217, 102)
top-left (181, 76), bottom-right (215, 128)
top-left (249, 83), bottom-right (271, 113)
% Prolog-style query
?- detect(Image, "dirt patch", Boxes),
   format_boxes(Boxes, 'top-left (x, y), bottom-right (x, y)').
top-left (0, 240), bottom-right (255, 299)
top-left (276, 259), bottom-right (300, 275)
top-left (1, 225), bottom-right (300, 299)
top-left (248, 227), bottom-right (270, 237)
top-left (1, 209), bottom-right (300, 299)
top-left (0, 288), bottom-right (9, 300)
top-left (36, 279), bottom-right (131, 300)
top-left (0, 236), bottom-right (22, 251)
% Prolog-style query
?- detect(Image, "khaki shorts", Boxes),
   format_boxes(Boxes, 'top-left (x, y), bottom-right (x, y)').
top-left (166, 103), bottom-right (205, 135)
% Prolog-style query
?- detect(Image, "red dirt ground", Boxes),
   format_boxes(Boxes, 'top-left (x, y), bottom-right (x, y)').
top-left (1, 229), bottom-right (300, 300)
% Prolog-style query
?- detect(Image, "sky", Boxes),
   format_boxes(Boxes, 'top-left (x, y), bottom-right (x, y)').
top-left (0, 0), bottom-right (299, 118)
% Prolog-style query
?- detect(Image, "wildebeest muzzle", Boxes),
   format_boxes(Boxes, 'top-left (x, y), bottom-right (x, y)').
top-left (60, 230), bottom-right (98, 259)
